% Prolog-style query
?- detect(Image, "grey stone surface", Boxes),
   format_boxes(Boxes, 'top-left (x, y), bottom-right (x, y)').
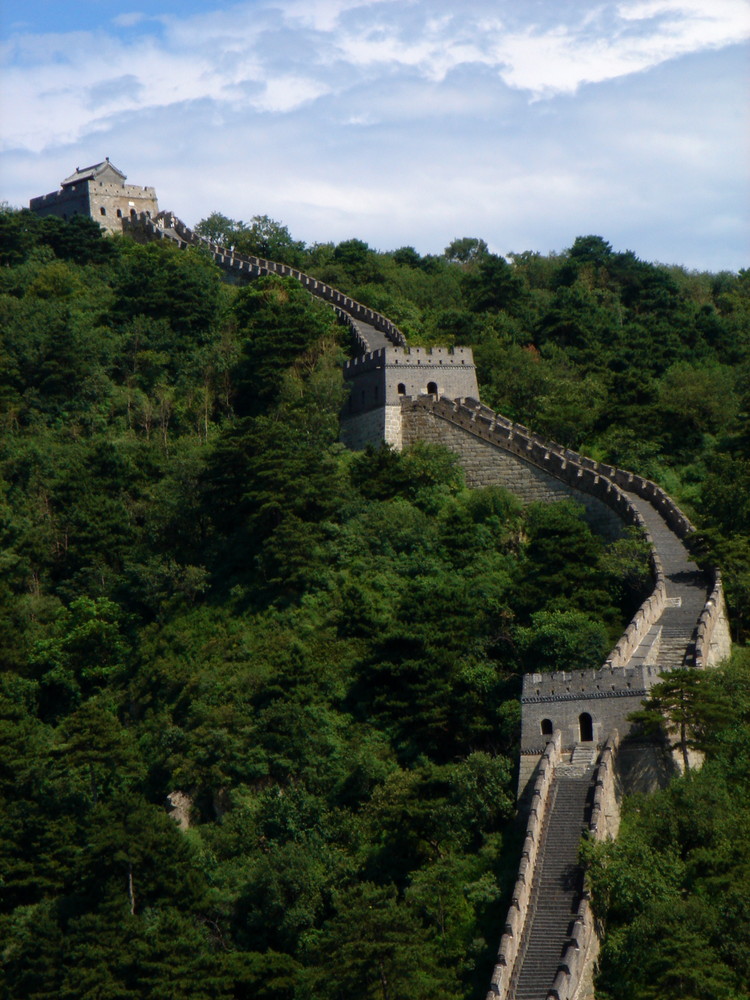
top-left (30, 160), bottom-right (159, 235)
top-left (400, 400), bottom-right (624, 539)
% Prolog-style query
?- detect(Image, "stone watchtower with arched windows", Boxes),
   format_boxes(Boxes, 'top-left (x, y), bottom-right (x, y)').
top-left (340, 346), bottom-right (480, 450)
top-left (29, 159), bottom-right (159, 236)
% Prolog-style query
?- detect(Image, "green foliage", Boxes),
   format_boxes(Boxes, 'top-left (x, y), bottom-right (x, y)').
top-left (629, 668), bottom-right (732, 772)
top-left (584, 655), bottom-right (750, 1000)
top-left (195, 211), bottom-right (306, 266)
top-left (0, 205), bottom-right (747, 997)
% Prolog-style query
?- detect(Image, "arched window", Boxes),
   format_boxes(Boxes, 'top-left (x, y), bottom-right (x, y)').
top-left (100, 206), bottom-right (107, 216)
top-left (116, 209), bottom-right (123, 218)
top-left (130, 208), bottom-right (137, 217)
top-left (397, 383), bottom-right (406, 395)
top-left (541, 718), bottom-right (553, 737)
top-left (427, 381), bottom-right (438, 395)
top-left (579, 712), bottom-right (593, 742)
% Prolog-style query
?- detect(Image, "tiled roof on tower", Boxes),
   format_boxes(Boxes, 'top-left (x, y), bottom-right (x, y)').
top-left (61, 159), bottom-right (127, 187)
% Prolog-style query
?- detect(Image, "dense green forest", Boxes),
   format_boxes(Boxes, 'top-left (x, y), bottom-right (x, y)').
top-left (0, 205), bottom-right (748, 999)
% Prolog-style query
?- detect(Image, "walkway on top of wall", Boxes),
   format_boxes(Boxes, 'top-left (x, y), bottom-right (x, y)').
top-left (129, 213), bottom-right (401, 356)
top-left (624, 490), bottom-right (708, 671)
top-left (510, 762), bottom-right (594, 1000)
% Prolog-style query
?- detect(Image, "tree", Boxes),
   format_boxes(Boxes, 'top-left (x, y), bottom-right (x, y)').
top-left (464, 254), bottom-right (523, 314)
top-left (444, 237), bottom-right (488, 266)
top-left (194, 211), bottom-right (244, 246)
top-left (239, 214), bottom-right (305, 265)
top-left (114, 241), bottom-right (220, 341)
top-left (629, 669), bottom-right (730, 772)
top-left (300, 882), bottom-right (457, 1000)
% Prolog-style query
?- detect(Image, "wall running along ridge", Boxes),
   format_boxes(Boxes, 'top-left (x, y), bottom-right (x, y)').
top-left (123, 212), bottom-right (407, 353)
top-left (119, 199), bottom-right (730, 1000)
top-left (400, 394), bottom-right (726, 675)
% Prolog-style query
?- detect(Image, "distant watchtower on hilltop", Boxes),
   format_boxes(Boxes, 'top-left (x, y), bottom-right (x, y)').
top-left (29, 159), bottom-right (159, 235)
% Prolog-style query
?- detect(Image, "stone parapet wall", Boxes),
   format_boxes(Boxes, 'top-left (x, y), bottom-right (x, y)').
top-left (30, 186), bottom-right (90, 218)
top-left (486, 732), bottom-right (563, 1000)
top-left (343, 345), bottom-right (476, 374)
top-left (547, 736), bottom-right (620, 1000)
top-left (340, 405), bottom-right (403, 451)
top-left (520, 668), bottom-right (658, 758)
top-left (402, 395), bottom-right (724, 673)
top-left (694, 572), bottom-right (732, 667)
top-left (127, 212), bottom-right (407, 351)
top-left (400, 397), bottom-right (626, 538)
top-left (343, 347), bottom-right (480, 420)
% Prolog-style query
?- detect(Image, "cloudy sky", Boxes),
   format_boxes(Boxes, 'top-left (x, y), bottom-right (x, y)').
top-left (1, 0), bottom-right (748, 271)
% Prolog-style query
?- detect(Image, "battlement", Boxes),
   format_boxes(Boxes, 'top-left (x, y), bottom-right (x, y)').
top-left (29, 190), bottom-right (61, 207)
top-left (341, 347), bottom-right (480, 449)
top-left (343, 345), bottom-right (475, 374)
top-left (343, 346), bottom-right (475, 376)
top-left (522, 664), bottom-right (660, 704)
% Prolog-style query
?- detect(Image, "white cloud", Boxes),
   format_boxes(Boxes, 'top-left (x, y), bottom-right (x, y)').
top-left (112, 12), bottom-right (151, 28)
top-left (0, 0), bottom-right (747, 270)
top-left (2, 0), bottom-right (747, 156)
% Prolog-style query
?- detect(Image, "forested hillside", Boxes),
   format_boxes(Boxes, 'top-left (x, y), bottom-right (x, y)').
top-left (0, 206), bottom-right (748, 999)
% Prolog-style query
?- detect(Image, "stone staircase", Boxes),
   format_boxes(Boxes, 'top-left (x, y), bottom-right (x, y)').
top-left (569, 743), bottom-right (596, 770)
top-left (623, 491), bottom-right (708, 672)
top-left (510, 765), bottom-right (594, 999)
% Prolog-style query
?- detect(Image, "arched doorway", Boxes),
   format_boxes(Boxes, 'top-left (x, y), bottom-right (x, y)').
top-left (579, 712), bottom-right (593, 742)
top-left (540, 718), bottom-right (553, 737)
top-left (427, 381), bottom-right (438, 395)
top-left (397, 382), bottom-right (406, 395)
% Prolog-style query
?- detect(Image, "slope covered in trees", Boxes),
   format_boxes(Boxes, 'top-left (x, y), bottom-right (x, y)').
top-left (0, 206), bottom-right (748, 999)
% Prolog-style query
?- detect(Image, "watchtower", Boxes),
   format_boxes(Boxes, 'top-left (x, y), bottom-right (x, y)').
top-left (340, 345), bottom-right (479, 450)
top-left (29, 159), bottom-right (159, 235)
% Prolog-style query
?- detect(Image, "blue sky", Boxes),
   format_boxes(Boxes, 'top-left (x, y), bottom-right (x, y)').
top-left (1, 0), bottom-right (748, 271)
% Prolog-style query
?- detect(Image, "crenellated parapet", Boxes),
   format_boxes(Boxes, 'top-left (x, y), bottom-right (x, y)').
top-left (520, 667), bottom-right (658, 755)
top-left (125, 211), bottom-right (407, 353)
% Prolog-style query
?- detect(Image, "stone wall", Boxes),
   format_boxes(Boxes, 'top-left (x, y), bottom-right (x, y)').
top-left (126, 212), bottom-right (408, 352)
top-left (30, 179), bottom-right (158, 236)
top-left (343, 346), bottom-right (478, 413)
top-left (487, 735), bottom-right (621, 1000)
top-left (520, 665), bottom-right (658, 756)
top-left (339, 405), bottom-right (403, 451)
top-left (400, 394), bottom-right (729, 673)
top-left (548, 736), bottom-right (620, 1000)
top-left (87, 182), bottom-right (159, 235)
top-left (400, 398), bottom-right (626, 540)
top-left (30, 185), bottom-right (90, 223)
top-left (486, 732), bottom-right (564, 1000)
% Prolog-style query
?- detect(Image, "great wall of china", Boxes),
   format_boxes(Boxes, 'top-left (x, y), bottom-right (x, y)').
top-left (122, 207), bottom-right (731, 1000)
top-left (29, 170), bottom-right (732, 998)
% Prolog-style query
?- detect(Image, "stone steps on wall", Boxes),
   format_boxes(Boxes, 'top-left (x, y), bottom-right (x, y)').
top-left (656, 627), bottom-right (695, 670)
top-left (511, 771), bottom-right (593, 1000)
top-left (569, 742), bottom-right (597, 769)
top-left (621, 491), bottom-right (707, 673)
